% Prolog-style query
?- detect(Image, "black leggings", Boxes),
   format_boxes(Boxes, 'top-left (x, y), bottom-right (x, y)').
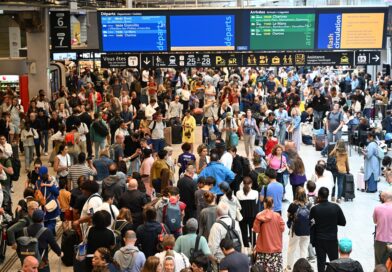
top-left (239, 217), bottom-right (255, 248)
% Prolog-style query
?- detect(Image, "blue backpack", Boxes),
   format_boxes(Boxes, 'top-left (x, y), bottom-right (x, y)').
top-left (230, 132), bottom-right (239, 147)
top-left (165, 202), bottom-right (182, 233)
top-left (293, 205), bottom-right (310, 236)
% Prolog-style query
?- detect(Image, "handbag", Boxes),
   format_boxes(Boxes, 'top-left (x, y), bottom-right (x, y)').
top-left (75, 227), bottom-right (91, 261)
top-left (43, 186), bottom-right (58, 213)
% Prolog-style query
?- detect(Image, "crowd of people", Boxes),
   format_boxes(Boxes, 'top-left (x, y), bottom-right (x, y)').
top-left (0, 66), bottom-right (391, 272)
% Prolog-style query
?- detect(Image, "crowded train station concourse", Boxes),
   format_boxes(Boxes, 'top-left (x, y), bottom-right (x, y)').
top-left (0, 0), bottom-right (391, 271)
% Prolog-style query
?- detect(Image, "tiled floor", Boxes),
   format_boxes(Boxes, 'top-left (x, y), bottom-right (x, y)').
top-left (1, 126), bottom-right (386, 271)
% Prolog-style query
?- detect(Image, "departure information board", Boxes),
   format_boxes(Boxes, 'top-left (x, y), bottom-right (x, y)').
top-left (170, 15), bottom-right (235, 51)
top-left (250, 11), bottom-right (315, 50)
top-left (100, 13), bottom-right (167, 52)
top-left (97, 8), bottom-right (387, 52)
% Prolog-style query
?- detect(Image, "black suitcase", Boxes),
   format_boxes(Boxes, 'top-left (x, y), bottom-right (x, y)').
top-left (61, 229), bottom-right (79, 266)
top-left (343, 173), bottom-right (355, 201)
top-left (171, 125), bottom-right (182, 144)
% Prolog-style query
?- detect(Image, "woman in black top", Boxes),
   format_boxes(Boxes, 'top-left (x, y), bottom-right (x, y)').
top-left (86, 210), bottom-right (115, 272)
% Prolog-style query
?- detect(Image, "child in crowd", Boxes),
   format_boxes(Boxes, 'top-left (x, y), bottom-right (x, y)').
top-left (58, 178), bottom-right (71, 230)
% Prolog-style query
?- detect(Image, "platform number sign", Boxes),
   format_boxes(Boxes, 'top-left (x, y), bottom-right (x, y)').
top-left (50, 11), bottom-right (71, 51)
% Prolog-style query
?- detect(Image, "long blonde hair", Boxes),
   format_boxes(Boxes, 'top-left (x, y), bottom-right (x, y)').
top-left (334, 140), bottom-right (347, 155)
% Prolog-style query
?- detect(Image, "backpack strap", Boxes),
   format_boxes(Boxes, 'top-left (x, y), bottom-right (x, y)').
top-left (109, 205), bottom-right (115, 221)
top-left (35, 227), bottom-right (47, 240)
top-left (23, 227), bottom-right (28, 237)
top-left (118, 221), bottom-right (128, 232)
top-left (151, 121), bottom-right (157, 132)
top-left (195, 235), bottom-right (201, 252)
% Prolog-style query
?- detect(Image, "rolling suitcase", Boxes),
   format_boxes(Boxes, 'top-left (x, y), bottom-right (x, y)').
top-left (356, 172), bottom-right (365, 191)
top-left (343, 173), bottom-right (355, 201)
top-left (171, 125), bottom-right (182, 144)
top-left (61, 229), bottom-right (79, 266)
top-left (315, 134), bottom-right (326, 151)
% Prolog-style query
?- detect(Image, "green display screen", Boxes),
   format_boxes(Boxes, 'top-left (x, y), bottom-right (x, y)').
top-left (250, 13), bottom-right (315, 50)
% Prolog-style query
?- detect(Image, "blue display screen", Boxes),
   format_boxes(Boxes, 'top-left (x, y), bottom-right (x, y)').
top-left (317, 13), bottom-right (342, 49)
top-left (170, 15), bottom-right (235, 51)
top-left (100, 15), bottom-right (167, 52)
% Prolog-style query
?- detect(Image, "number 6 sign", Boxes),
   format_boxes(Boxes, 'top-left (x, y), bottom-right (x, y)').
top-left (50, 11), bottom-right (71, 50)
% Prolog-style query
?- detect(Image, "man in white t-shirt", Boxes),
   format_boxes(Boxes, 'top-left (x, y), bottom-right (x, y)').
top-left (73, 180), bottom-right (103, 238)
top-left (149, 113), bottom-right (166, 153)
top-left (314, 164), bottom-right (334, 201)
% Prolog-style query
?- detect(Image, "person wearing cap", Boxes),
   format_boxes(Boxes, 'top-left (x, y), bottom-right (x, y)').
top-left (274, 103), bottom-right (289, 145)
top-left (36, 166), bottom-right (61, 235)
top-left (219, 112), bottom-right (238, 149)
top-left (22, 209), bottom-right (62, 270)
top-left (174, 218), bottom-right (212, 260)
top-left (325, 238), bottom-right (364, 272)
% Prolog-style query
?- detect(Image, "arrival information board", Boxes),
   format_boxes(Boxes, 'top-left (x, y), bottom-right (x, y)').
top-left (250, 12), bottom-right (315, 50)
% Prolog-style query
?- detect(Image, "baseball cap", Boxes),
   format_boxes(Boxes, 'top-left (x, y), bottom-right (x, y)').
top-left (32, 209), bottom-right (45, 222)
top-left (254, 146), bottom-right (265, 157)
top-left (38, 166), bottom-right (48, 177)
top-left (338, 238), bottom-right (352, 253)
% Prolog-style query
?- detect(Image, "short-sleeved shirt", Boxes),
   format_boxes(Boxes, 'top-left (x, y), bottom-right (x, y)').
top-left (174, 233), bottom-right (211, 258)
top-left (149, 121), bottom-right (165, 139)
top-left (267, 154), bottom-right (287, 171)
top-left (261, 181), bottom-right (283, 212)
top-left (113, 144), bottom-right (124, 163)
top-left (219, 251), bottom-right (249, 272)
top-left (328, 111), bottom-right (343, 133)
top-left (0, 158), bottom-right (12, 184)
top-left (178, 152), bottom-right (196, 174)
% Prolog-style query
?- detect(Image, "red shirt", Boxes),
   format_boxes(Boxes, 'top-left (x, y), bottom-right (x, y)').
top-left (265, 138), bottom-right (278, 156)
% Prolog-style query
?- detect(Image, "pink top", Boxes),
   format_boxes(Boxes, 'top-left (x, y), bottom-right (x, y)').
top-left (373, 203), bottom-right (392, 242)
top-left (267, 154), bottom-right (287, 170)
top-left (140, 156), bottom-right (155, 176)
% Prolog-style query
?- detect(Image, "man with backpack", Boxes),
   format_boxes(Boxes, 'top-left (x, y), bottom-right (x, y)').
top-left (8, 201), bottom-right (39, 250)
top-left (159, 187), bottom-right (185, 238)
top-left (230, 146), bottom-right (251, 193)
top-left (149, 112), bottom-right (166, 153)
top-left (321, 103), bottom-right (344, 157)
top-left (114, 230), bottom-right (146, 272)
top-left (174, 218), bottom-right (211, 261)
top-left (16, 209), bottom-right (62, 270)
top-left (208, 202), bottom-right (243, 263)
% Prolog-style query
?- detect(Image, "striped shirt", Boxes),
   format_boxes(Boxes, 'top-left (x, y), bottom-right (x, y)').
top-left (68, 164), bottom-right (96, 188)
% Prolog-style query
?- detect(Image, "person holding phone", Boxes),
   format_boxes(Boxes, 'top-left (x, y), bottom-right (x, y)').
top-left (266, 144), bottom-right (287, 197)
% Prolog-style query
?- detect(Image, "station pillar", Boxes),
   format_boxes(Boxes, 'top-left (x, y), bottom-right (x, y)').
top-left (26, 8), bottom-right (50, 100)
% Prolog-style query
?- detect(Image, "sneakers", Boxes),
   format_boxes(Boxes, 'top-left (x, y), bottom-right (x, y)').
top-left (307, 256), bottom-right (316, 263)
top-left (336, 198), bottom-right (341, 204)
top-left (331, 196), bottom-right (336, 202)
top-left (44, 152), bottom-right (48, 156)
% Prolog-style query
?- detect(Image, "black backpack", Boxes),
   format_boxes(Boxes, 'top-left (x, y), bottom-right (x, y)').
top-left (326, 156), bottom-right (337, 173)
top-left (189, 235), bottom-right (205, 263)
top-left (16, 227), bottom-right (47, 263)
top-left (218, 219), bottom-right (242, 252)
top-left (93, 121), bottom-right (109, 137)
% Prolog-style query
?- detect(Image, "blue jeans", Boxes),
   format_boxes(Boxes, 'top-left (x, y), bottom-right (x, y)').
top-left (151, 138), bottom-right (165, 153)
top-left (24, 145), bottom-right (35, 170)
top-left (44, 219), bottom-right (57, 236)
top-left (332, 173), bottom-right (345, 198)
top-left (40, 130), bottom-right (49, 152)
top-left (94, 141), bottom-right (106, 158)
